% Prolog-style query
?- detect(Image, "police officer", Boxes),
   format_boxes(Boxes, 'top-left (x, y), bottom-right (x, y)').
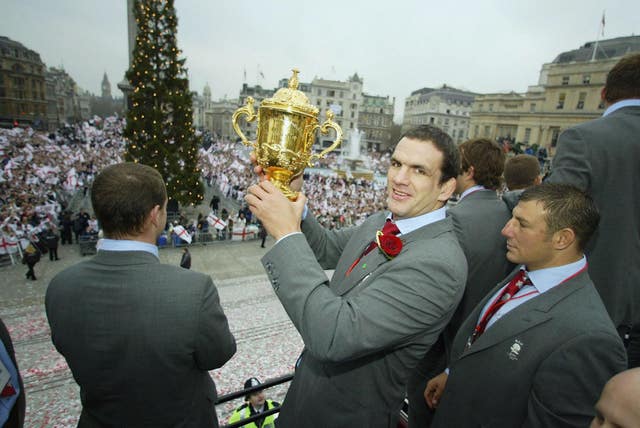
top-left (228, 378), bottom-right (280, 428)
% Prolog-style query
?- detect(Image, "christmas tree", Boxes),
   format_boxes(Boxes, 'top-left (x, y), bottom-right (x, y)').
top-left (124, 0), bottom-right (204, 206)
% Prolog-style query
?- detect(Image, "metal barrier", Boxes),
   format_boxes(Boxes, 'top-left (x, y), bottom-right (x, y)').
top-left (216, 373), bottom-right (293, 428)
top-left (78, 234), bottom-right (99, 256)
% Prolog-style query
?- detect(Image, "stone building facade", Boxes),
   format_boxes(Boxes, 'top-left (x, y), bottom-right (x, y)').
top-left (469, 35), bottom-right (640, 149)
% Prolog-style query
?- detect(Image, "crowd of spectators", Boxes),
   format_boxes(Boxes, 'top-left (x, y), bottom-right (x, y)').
top-left (1, 116), bottom-right (392, 259)
top-left (0, 117), bottom-right (125, 257)
top-left (197, 137), bottom-right (390, 230)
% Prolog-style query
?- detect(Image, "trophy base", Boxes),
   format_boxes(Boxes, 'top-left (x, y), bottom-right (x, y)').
top-left (267, 167), bottom-right (298, 201)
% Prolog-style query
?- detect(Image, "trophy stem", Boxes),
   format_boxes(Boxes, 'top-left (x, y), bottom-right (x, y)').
top-left (267, 167), bottom-right (298, 201)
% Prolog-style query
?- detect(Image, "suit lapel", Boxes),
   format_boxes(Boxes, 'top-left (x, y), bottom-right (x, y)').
top-left (335, 217), bottom-right (387, 295)
top-left (458, 271), bottom-right (588, 359)
top-left (336, 217), bottom-right (456, 296)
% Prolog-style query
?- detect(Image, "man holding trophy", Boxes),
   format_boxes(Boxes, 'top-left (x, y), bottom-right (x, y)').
top-left (239, 71), bottom-right (467, 428)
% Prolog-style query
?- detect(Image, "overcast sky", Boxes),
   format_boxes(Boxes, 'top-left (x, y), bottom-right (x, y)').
top-left (3, 0), bottom-right (639, 122)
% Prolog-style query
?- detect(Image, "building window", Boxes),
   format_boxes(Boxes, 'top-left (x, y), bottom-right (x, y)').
top-left (474, 125), bottom-right (479, 137)
top-left (317, 89), bottom-right (322, 95)
top-left (327, 90), bottom-right (335, 97)
top-left (339, 91), bottom-right (343, 98)
top-left (484, 126), bottom-right (491, 137)
top-left (478, 103), bottom-right (483, 111)
top-left (530, 103), bottom-right (536, 112)
top-left (576, 92), bottom-right (586, 109)
top-left (582, 75), bottom-right (591, 84)
top-left (556, 93), bottom-right (565, 109)
top-left (524, 128), bottom-right (531, 143)
top-left (488, 104), bottom-right (493, 112)
top-left (430, 117), bottom-right (435, 124)
top-left (562, 76), bottom-right (570, 85)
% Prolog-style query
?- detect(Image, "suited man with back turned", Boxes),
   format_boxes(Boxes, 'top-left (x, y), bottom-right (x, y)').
top-left (407, 137), bottom-right (513, 427)
top-left (246, 125), bottom-right (467, 427)
top-left (46, 163), bottom-right (236, 427)
top-left (426, 183), bottom-right (627, 427)
top-left (546, 53), bottom-right (640, 368)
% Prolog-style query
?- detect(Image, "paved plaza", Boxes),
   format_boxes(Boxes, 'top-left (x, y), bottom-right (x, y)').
top-left (0, 237), bottom-right (305, 427)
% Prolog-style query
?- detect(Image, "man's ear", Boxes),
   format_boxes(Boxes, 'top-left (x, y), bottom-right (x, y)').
top-left (553, 227), bottom-right (576, 251)
top-left (149, 204), bottom-right (162, 228)
top-left (464, 165), bottom-right (475, 181)
top-left (438, 177), bottom-right (457, 202)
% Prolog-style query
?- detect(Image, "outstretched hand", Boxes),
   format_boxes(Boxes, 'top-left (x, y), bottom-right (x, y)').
top-left (245, 180), bottom-right (306, 241)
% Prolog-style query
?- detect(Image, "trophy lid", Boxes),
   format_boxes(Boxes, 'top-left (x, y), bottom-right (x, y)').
top-left (260, 69), bottom-right (319, 117)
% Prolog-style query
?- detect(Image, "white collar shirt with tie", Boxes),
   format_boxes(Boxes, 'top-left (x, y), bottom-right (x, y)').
top-left (479, 256), bottom-right (587, 331)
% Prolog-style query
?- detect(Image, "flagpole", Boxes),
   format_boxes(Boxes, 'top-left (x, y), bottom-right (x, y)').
top-left (591, 10), bottom-right (605, 62)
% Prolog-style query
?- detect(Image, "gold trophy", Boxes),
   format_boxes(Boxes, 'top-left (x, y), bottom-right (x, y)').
top-left (232, 68), bottom-right (343, 199)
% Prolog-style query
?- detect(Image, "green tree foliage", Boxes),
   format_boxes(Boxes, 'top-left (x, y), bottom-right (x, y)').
top-left (124, 0), bottom-right (203, 206)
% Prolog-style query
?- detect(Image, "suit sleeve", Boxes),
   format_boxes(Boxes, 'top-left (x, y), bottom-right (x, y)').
top-left (194, 277), bottom-right (236, 370)
top-left (523, 331), bottom-right (627, 428)
top-left (545, 128), bottom-right (591, 191)
top-left (263, 233), bottom-right (466, 363)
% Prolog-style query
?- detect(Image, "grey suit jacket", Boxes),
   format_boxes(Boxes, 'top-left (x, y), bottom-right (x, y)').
top-left (445, 190), bottom-right (514, 342)
top-left (45, 250), bottom-right (236, 428)
top-left (432, 269), bottom-right (627, 428)
top-left (547, 106), bottom-right (640, 328)
top-left (262, 212), bottom-right (467, 428)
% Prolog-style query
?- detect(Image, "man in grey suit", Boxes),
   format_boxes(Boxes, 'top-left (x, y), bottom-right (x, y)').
top-left (245, 125), bottom-right (467, 427)
top-left (425, 183), bottom-right (627, 427)
top-left (407, 138), bottom-right (513, 427)
top-left (46, 163), bottom-right (236, 427)
top-left (546, 53), bottom-right (640, 368)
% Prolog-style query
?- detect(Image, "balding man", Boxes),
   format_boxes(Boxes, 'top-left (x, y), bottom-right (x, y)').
top-left (591, 368), bottom-right (640, 428)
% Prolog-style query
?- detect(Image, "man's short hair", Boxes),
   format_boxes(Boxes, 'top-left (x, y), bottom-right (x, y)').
top-left (504, 154), bottom-right (541, 190)
top-left (604, 53), bottom-right (640, 103)
top-left (91, 163), bottom-right (167, 238)
top-left (458, 138), bottom-right (505, 190)
top-left (400, 125), bottom-right (460, 184)
top-left (519, 183), bottom-right (599, 251)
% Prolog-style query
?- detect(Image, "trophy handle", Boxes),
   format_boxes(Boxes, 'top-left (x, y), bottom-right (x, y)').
top-left (310, 110), bottom-right (343, 164)
top-left (232, 96), bottom-right (257, 147)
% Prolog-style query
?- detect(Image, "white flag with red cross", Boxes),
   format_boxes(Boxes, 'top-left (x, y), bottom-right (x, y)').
top-left (207, 213), bottom-right (227, 231)
top-left (172, 225), bottom-right (192, 244)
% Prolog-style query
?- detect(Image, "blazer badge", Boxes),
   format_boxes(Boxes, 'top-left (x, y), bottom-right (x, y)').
top-left (508, 339), bottom-right (524, 361)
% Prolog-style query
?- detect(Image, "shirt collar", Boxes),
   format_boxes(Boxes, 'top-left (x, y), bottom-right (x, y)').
top-left (99, 238), bottom-right (159, 259)
top-left (523, 255), bottom-right (587, 294)
top-left (603, 99), bottom-right (640, 117)
top-left (388, 206), bottom-right (447, 235)
top-left (459, 185), bottom-right (487, 201)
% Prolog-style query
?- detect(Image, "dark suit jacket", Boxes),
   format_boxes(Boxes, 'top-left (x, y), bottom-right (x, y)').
top-left (262, 212), bottom-right (467, 428)
top-left (432, 269), bottom-right (627, 428)
top-left (0, 317), bottom-right (25, 428)
top-left (547, 106), bottom-right (640, 328)
top-left (45, 250), bottom-right (236, 428)
top-left (407, 190), bottom-right (513, 423)
top-left (445, 190), bottom-right (514, 344)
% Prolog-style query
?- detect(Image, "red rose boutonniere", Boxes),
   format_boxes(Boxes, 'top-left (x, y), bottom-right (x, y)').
top-left (375, 230), bottom-right (403, 259)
